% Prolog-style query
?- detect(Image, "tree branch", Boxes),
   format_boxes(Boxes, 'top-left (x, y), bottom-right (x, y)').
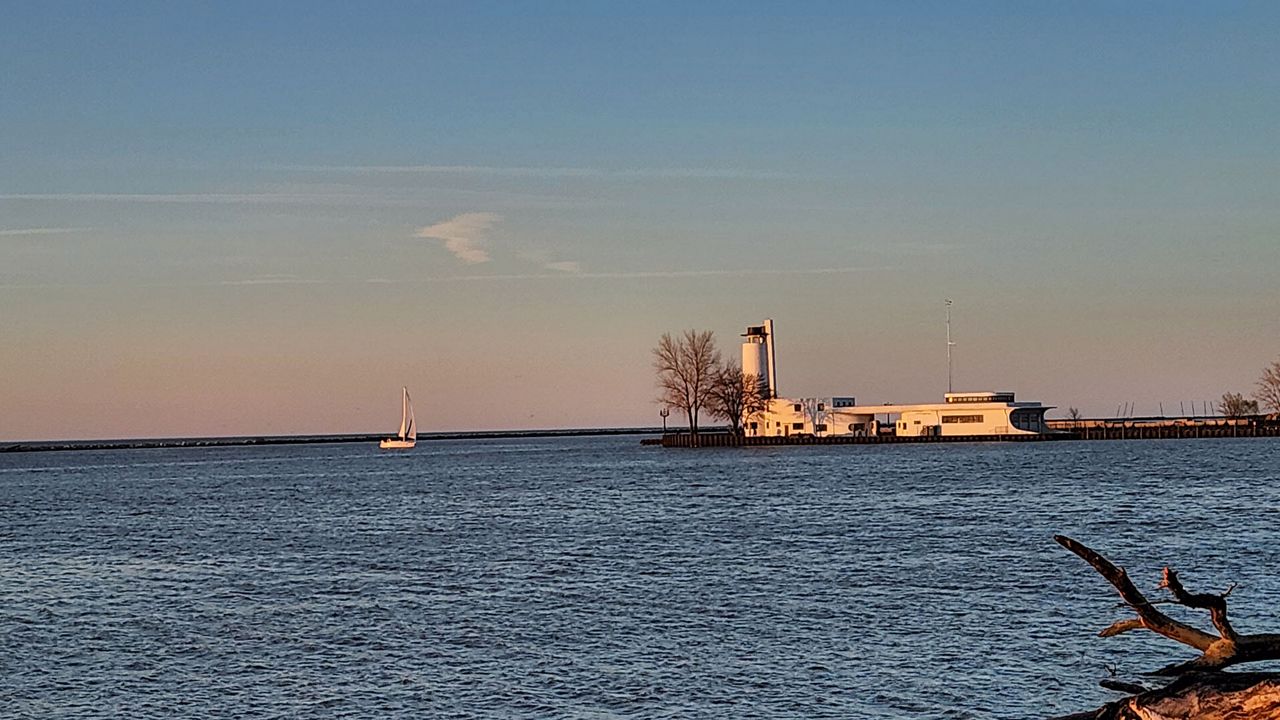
top-left (1054, 535), bottom-right (1218, 652)
top-left (1160, 568), bottom-right (1238, 642)
top-left (1100, 619), bottom-right (1144, 638)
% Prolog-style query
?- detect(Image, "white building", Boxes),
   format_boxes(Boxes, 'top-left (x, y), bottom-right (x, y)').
top-left (740, 320), bottom-right (1054, 438)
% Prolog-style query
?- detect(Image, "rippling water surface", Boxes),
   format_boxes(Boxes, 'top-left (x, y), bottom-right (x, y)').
top-left (2, 437), bottom-right (1279, 718)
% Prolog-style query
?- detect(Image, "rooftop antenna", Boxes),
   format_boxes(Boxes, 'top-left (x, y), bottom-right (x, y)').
top-left (945, 299), bottom-right (956, 394)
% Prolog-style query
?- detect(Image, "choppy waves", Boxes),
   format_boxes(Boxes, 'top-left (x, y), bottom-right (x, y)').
top-left (2, 438), bottom-right (1278, 718)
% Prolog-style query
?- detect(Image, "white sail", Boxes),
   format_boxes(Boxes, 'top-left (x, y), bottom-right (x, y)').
top-left (406, 391), bottom-right (417, 441)
top-left (380, 386), bottom-right (417, 449)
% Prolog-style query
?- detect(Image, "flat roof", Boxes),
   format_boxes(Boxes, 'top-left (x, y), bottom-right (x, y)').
top-left (778, 400), bottom-right (1050, 414)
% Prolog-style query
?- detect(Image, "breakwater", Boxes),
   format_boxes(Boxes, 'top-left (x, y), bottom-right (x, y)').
top-left (657, 432), bottom-right (1072, 448)
top-left (656, 418), bottom-right (1280, 448)
top-left (1, 427), bottom-right (664, 454)
top-left (1049, 419), bottom-right (1280, 441)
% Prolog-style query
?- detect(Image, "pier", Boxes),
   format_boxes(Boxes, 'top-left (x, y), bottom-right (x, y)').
top-left (655, 417), bottom-right (1280, 447)
top-left (656, 432), bottom-right (1073, 448)
top-left (1045, 417), bottom-right (1280, 441)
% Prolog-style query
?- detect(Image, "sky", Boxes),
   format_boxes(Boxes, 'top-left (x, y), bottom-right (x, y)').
top-left (2, 1), bottom-right (1278, 440)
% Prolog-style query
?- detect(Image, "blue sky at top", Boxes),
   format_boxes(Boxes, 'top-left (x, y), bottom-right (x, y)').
top-left (2, 2), bottom-right (1277, 438)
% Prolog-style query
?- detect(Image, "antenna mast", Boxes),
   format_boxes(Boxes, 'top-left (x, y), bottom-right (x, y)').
top-left (945, 299), bottom-right (955, 393)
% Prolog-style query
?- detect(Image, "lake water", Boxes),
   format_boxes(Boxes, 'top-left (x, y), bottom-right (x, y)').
top-left (2, 436), bottom-right (1278, 718)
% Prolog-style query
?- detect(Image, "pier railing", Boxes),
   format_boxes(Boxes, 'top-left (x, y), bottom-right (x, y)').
top-left (1048, 418), bottom-right (1280, 441)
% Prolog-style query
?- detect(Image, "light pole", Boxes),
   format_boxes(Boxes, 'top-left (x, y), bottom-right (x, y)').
top-left (945, 299), bottom-right (956, 394)
top-left (659, 407), bottom-right (670, 433)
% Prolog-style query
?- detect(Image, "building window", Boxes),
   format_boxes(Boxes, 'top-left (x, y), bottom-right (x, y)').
top-left (1011, 411), bottom-right (1043, 430)
top-left (793, 403), bottom-right (802, 412)
top-left (792, 422), bottom-right (804, 430)
top-left (946, 392), bottom-right (1015, 404)
top-left (942, 415), bottom-right (984, 424)
top-left (749, 422), bottom-right (758, 430)
top-left (913, 420), bottom-right (921, 425)
top-left (814, 423), bottom-right (827, 432)
top-left (817, 403), bottom-right (824, 411)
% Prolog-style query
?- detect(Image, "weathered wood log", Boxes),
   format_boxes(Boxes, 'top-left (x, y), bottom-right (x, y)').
top-left (1054, 672), bottom-right (1280, 720)
top-left (1053, 536), bottom-right (1280, 719)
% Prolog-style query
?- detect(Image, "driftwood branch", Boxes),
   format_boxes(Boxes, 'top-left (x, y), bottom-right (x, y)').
top-left (1054, 535), bottom-right (1280, 675)
top-left (1053, 672), bottom-right (1280, 720)
top-left (1160, 568), bottom-right (1238, 642)
top-left (1099, 618), bottom-right (1144, 638)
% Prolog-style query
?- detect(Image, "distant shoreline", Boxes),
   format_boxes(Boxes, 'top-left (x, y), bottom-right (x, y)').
top-left (0, 427), bottom-right (665, 454)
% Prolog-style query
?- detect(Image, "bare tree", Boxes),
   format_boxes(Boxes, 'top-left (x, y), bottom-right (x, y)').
top-left (743, 373), bottom-right (770, 433)
top-left (1066, 407), bottom-right (1082, 429)
top-left (1219, 392), bottom-right (1259, 418)
top-left (707, 362), bottom-right (768, 436)
top-left (653, 330), bottom-right (721, 437)
top-left (799, 398), bottom-right (829, 436)
top-left (1257, 357), bottom-right (1280, 414)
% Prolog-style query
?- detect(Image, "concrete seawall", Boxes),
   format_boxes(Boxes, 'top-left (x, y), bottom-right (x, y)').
top-left (659, 432), bottom-right (1073, 448)
top-left (657, 420), bottom-right (1280, 448)
top-left (1056, 421), bottom-right (1280, 441)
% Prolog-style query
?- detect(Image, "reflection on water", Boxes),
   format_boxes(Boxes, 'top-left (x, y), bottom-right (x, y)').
top-left (1, 437), bottom-right (1278, 718)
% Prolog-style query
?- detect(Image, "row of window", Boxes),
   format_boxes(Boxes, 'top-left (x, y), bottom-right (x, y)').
top-left (750, 421), bottom-right (832, 432)
top-left (791, 402), bottom-right (827, 412)
top-left (1010, 410), bottom-right (1044, 430)
top-left (945, 393), bottom-right (1015, 404)
top-left (941, 414), bottom-right (984, 424)
top-left (780, 398), bottom-right (857, 413)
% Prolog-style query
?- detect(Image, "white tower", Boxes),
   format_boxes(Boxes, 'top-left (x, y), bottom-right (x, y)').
top-left (741, 318), bottom-right (777, 399)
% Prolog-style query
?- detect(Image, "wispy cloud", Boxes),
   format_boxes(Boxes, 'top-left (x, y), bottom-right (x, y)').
top-left (0, 266), bottom-right (872, 291)
top-left (415, 212), bottom-right (501, 264)
top-left (286, 164), bottom-right (795, 180)
top-left (886, 241), bottom-right (955, 255)
top-left (0, 192), bottom-right (394, 206)
top-left (218, 274), bottom-right (322, 286)
top-left (0, 189), bottom-right (598, 211)
top-left (0, 227), bottom-right (91, 236)
top-left (418, 266), bottom-right (870, 283)
top-left (543, 260), bottom-right (582, 274)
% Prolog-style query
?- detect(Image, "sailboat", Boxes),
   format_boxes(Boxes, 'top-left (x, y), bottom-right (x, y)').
top-left (379, 387), bottom-right (417, 449)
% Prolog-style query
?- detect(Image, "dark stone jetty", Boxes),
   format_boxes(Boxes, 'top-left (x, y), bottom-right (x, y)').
top-left (1, 427), bottom-right (663, 454)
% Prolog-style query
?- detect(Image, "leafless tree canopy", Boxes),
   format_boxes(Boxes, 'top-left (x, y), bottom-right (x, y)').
top-left (707, 362), bottom-right (768, 435)
top-left (1219, 392), bottom-right (1259, 418)
top-left (653, 329), bottom-right (721, 435)
top-left (799, 398), bottom-right (829, 435)
top-left (1257, 358), bottom-right (1280, 414)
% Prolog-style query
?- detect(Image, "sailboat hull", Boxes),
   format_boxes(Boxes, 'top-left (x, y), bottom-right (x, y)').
top-left (379, 438), bottom-right (416, 449)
